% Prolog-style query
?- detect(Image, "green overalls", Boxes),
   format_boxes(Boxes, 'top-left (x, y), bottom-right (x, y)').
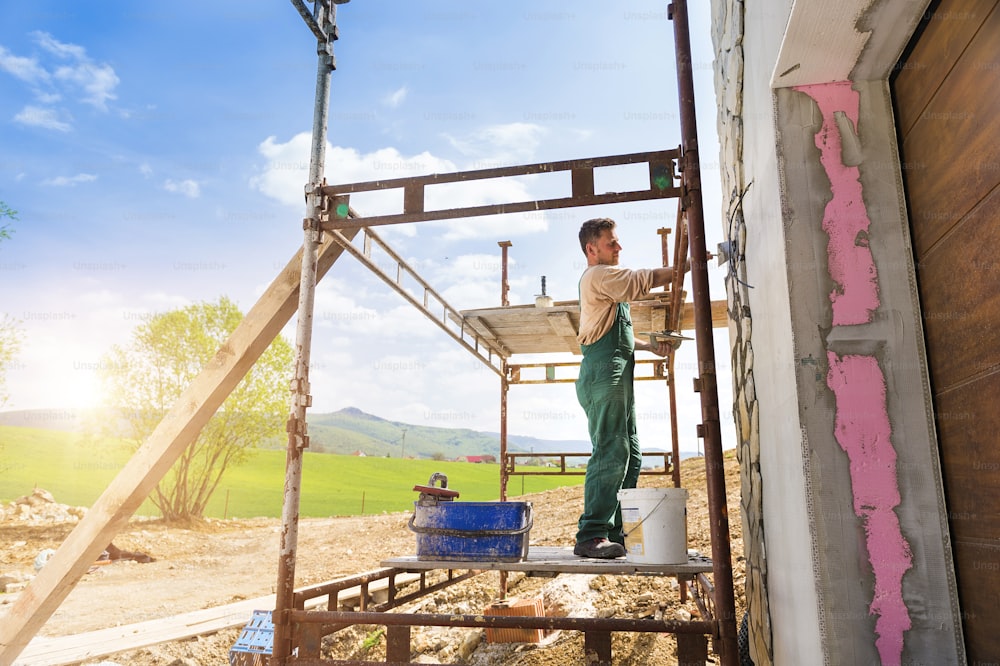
top-left (575, 300), bottom-right (642, 544)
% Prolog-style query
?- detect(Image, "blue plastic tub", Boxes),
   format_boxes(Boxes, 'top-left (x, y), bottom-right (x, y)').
top-left (409, 501), bottom-right (532, 562)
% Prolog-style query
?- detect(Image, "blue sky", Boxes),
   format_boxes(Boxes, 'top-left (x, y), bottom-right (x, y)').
top-left (0, 1), bottom-right (733, 449)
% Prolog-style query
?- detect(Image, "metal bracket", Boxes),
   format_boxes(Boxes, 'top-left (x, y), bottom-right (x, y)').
top-left (327, 194), bottom-right (351, 222)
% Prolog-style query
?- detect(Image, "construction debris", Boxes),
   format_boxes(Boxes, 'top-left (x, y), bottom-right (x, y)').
top-left (0, 489), bottom-right (154, 595)
top-left (0, 488), bottom-right (87, 525)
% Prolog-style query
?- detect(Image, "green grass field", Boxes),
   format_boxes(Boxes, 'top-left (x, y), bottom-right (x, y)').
top-left (0, 425), bottom-right (584, 519)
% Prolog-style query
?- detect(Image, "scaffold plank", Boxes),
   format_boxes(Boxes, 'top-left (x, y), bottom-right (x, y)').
top-left (382, 546), bottom-right (713, 577)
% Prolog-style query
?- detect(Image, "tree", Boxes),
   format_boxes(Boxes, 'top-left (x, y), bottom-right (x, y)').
top-left (0, 202), bottom-right (21, 407)
top-left (0, 200), bottom-right (15, 242)
top-left (102, 297), bottom-right (294, 521)
top-left (0, 316), bottom-right (21, 408)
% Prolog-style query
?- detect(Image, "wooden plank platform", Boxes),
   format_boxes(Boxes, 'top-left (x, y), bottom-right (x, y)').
top-left (15, 573), bottom-right (419, 666)
top-left (455, 296), bottom-right (727, 357)
top-left (383, 546), bottom-right (713, 577)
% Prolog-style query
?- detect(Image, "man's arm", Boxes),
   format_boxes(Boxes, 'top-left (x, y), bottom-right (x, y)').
top-left (649, 266), bottom-right (672, 289)
top-left (635, 266), bottom-right (677, 355)
top-left (634, 338), bottom-right (674, 355)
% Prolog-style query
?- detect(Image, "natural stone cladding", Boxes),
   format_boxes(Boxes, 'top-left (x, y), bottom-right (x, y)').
top-left (709, 0), bottom-right (773, 663)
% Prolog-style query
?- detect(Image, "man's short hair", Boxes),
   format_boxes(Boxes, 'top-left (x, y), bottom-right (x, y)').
top-left (578, 217), bottom-right (616, 255)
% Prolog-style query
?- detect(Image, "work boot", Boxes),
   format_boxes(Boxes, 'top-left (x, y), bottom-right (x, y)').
top-left (573, 537), bottom-right (626, 559)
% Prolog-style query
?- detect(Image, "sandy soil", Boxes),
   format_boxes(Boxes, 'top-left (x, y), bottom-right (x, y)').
top-left (0, 451), bottom-right (744, 665)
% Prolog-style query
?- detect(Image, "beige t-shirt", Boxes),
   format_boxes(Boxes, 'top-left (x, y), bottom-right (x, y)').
top-left (576, 265), bottom-right (655, 346)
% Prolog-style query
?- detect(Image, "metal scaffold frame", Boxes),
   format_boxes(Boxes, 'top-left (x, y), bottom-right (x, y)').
top-left (0, 2), bottom-right (737, 665)
top-left (271, 1), bottom-right (738, 665)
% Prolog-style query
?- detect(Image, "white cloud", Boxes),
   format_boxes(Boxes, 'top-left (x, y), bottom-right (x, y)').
top-left (383, 86), bottom-right (408, 108)
top-left (252, 133), bottom-right (548, 240)
top-left (88, 289), bottom-right (125, 306)
top-left (164, 179), bottom-right (201, 198)
top-left (1, 34), bottom-right (120, 130)
top-left (251, 132), bottom-right (312, 206)
top-left (42, 173), bottom-right (97, 186)
top-left (139, 163), bottom-right (153, 178)
top-left (445, 122), bottom-right (547, 165)
top-left (54, 62), bottom-right (119, 110)
top-left (0, 46), bottom-right (50, 84)
top-left (312, 277), bottom-right (383, 336)
top-left (12, 31), bottom-right (121, 112)
top-left (35, 91), bottom-right (61, 104)
top-left (421, 186), bottom-right (549, 241)
top-left (138, 291), bottom-right (191, 311)
top-left (32, 31), bottom-right (88, 61)
top-left (253, 133), bottom-right (456, 212)
top-left (13, 105), bottom-right (71, 131)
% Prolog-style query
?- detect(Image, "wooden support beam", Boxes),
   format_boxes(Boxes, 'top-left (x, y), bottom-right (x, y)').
top-left (545, 311), bottom-right (580, 353)
top-left (0, 230), bottom-right (359, 664)
top-left (464, 315), bottom-right (503, 346)
top-left (679, 299), bottom-right (728, 331)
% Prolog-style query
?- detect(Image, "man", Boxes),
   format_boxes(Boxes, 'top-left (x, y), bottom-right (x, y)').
top-left (574, 217), bottom-right (673, 559)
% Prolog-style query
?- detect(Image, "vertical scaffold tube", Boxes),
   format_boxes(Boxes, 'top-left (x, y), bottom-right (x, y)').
top-left (669, 1), bottom-right (739, 664)
top-left (273, 2), bottom-right (338, 660)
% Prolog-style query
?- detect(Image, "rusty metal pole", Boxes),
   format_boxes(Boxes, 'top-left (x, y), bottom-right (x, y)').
top-left (499, 360), bottom-right (510, 599)
top-left (498, 240), bottom-right (512, 504)
top-left (273, 2), bottom-right (341, 661)
top-left (668, 353), bottom-right (681, 489)
top-left (498, 241), bottom-right (512, 598)
top-left (657, 227), bottom-right (682, 490)
top-left (669, 1), bottom-right (739, 664)
top-left (499, 240), bottom-right (512, 306)
top-left (500, 363), bottom-right (509, 505)
top-left (669, 350), bottom-right (686, 605)
top-left (657, 227), bottom-right (671, 266)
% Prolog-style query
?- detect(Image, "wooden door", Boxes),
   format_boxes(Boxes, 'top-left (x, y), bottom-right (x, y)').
top-left (892, 0), bottom-right (1000, 660)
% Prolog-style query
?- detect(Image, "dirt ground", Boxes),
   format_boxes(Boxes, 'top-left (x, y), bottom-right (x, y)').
top-left (0, 451), bottom-right (745, 665)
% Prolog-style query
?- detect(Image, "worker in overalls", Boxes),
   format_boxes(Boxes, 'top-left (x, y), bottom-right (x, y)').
top-left (574, 217), bottom-right (673, 559)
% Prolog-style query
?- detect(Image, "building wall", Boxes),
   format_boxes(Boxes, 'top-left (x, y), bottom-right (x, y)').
top-left (709, 0), bottom-right (965, 663)
top-left (711, 1), bottom-right (794, 663)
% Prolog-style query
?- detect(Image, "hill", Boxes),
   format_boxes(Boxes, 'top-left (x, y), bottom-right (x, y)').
top-left (0, 406), bottom-right (702, 462)
top-left (0, 406), bottom-right (596, 460)
top-left (0, 425), bottom-right (585, 518)
top-left (306, 406), bottom-right (602, 459)
top-left (0, 408), bottom-right (88, 432)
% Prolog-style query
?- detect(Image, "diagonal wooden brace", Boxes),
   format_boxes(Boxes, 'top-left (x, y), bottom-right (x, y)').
top-left (0, 229), bottom-right (360, 664)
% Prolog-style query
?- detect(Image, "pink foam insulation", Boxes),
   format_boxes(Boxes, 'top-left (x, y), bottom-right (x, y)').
top-left (797, 80), bottom-right (911, 664)
top-left (795, 81), bottom-right (880, 326)
top-left (826, 351), bottom-right (913, 665)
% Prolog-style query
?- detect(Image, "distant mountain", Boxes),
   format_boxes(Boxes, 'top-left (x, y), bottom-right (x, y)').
top-left (0, 408), bottom-right (91, 432)
top-left (305, 408), bottom-right (700, 464)
top-left (0, 406), bottom-right (702, 462)
top-left (305, 407), bottom-right (546, 458)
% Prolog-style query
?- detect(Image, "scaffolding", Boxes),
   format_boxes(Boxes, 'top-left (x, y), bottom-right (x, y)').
top-left (272, 1), bottom-right (737, 664)
top-left (0, 2), bottom-right (738, 665)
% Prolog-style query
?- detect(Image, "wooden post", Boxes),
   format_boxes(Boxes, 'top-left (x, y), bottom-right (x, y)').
top-left (0, 231), bottom-right (357, 664)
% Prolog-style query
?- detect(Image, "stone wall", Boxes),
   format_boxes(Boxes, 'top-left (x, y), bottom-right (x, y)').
top-left (708, 0), bottom-right (773, 663)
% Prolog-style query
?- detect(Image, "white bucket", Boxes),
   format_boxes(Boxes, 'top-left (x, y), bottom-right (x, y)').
top-left (617, 487), bottom-right (688, 564)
